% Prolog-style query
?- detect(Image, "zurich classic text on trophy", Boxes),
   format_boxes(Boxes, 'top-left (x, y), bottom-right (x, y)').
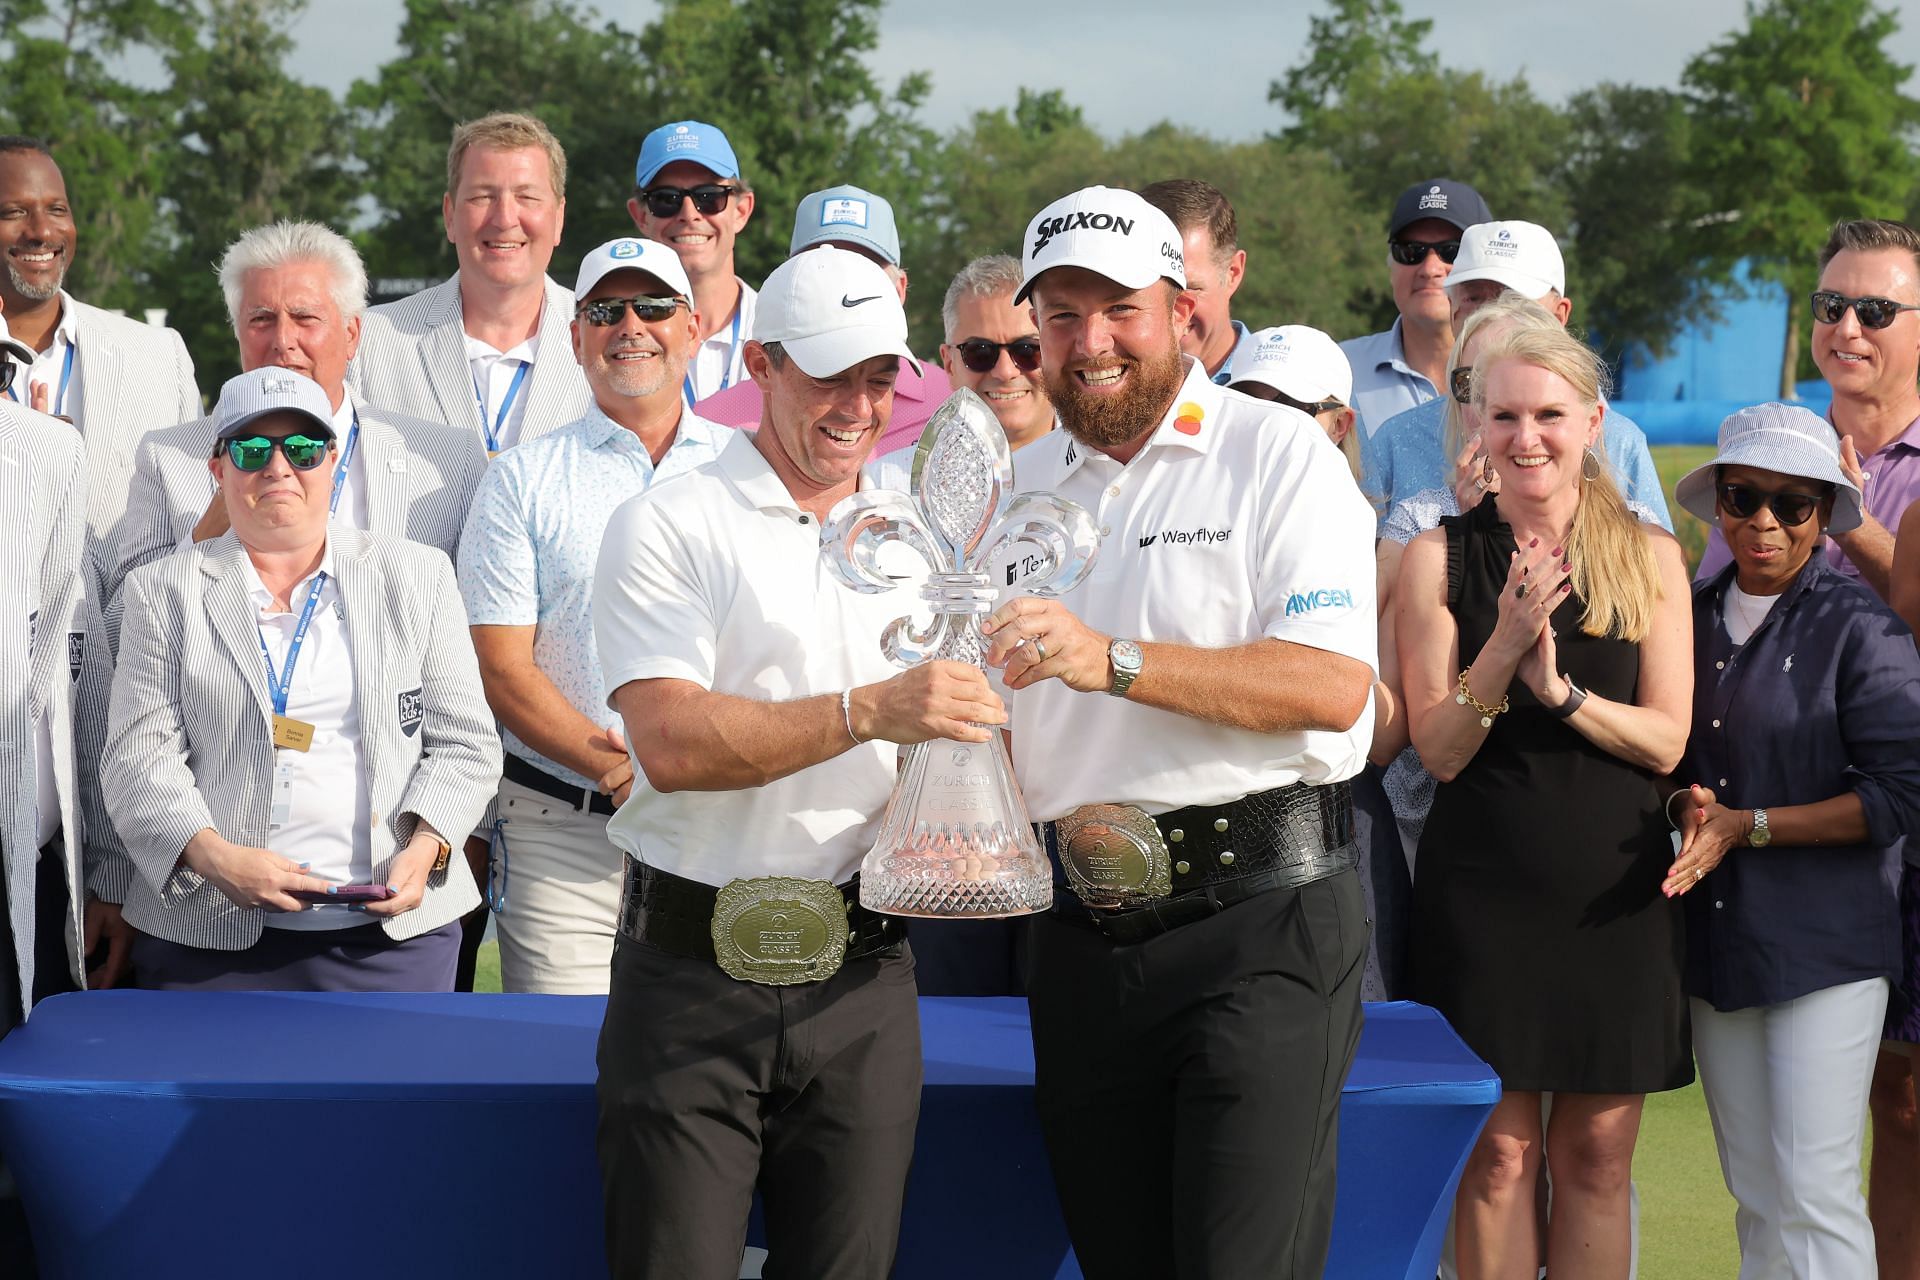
top-left (822, 389), bottom-right (1100, 918)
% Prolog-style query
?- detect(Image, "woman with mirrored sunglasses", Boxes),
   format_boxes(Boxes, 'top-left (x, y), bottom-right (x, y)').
top-left (1667, 402), bottom-right (1920, 1278)
top-left (101, 368), bottom-right (502, 992)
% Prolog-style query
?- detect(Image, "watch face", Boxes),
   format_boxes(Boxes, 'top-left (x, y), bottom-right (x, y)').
top-left (1112, 639), bottom-right (1143, 672)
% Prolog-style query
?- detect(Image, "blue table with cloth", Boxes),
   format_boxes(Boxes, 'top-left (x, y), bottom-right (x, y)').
top-left (0, 994), bottom-right (1495, 1279)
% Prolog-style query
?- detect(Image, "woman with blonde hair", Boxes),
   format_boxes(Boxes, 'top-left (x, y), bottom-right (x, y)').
top-left (1398, 323), bottom-right (1694, 1279)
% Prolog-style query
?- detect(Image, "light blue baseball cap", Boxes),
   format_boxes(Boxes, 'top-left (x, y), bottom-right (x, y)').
top-left (634, 121), bottom-right (741, 187)
top-left (790, 184), bottom-right (900, 266)
top-left (213, 368), bottom-right (335, 442)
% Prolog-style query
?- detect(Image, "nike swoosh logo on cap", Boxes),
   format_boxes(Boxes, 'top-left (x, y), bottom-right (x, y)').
top-left (841, 294), bottom-right (882, 307)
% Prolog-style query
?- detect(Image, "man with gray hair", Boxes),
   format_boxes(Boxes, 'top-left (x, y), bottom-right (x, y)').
top-left (106, 221), bottom-right (487, 623)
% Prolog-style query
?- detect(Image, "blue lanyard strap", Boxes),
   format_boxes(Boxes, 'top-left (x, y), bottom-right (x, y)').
top-left (257, 571), bottom-right (329, 716)
top-left (480, 360), bottom-right (530, 453)
top-left (7, 341), bottom-right (75, 416)
top-left (327, 412), bottom-right (360, 516)
top-left (682, 304), bottom-right (743, 407)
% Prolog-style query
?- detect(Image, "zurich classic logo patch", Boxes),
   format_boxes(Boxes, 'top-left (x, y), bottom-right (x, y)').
top-left (610, 240), bottom-right (642, 259)
top-left (820, 197), bottom-right (869, 228)
top-left (397, 687), bottom-right (424, 738)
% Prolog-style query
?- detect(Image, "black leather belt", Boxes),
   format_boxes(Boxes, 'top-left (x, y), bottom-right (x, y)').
top-left (1043, 780), bottom-right (1358, 945)
top-left (504, 753), bottom-right (615, 816)
top-left (618, 858), bottom-right (907, 967)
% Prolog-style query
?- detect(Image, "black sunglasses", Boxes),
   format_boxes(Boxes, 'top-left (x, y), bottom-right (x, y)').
top-left (1810, 290), bottom-right (1920, 330)
top-left (954, 337), bottom-right (1041, 374)
top-left (577, 295), bottom-right (687, 327)
top-left (225, 433), bottom-right (332, 472)
top-left (1450, 365), bottom-right (1474, 405)
top-left (640, 184), bottom-right (739, 219)
top-left (0, 361), bottom-right (14, 396)
top-left (1272, 390), bottom-right (1345, 417)
top-left (1389, 238), bottom-right (1461, 266)
top-left (1716, 482), bottom-right (1828, 528)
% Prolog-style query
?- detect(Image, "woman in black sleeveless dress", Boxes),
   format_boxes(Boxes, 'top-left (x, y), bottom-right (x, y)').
top-left (1397, 322), bottom-right (1693, 1280)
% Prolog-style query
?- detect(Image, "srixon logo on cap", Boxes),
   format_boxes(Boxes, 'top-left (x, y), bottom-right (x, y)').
top-left (1032, 209), bottom-right (1137, 257)
top-left (1417, 184), bottom-right (1449, 212)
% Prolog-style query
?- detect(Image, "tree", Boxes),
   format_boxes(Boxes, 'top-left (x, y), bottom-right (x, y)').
top-left (162, 0), bottom-right (357, 386)
top-left (1271, 0), bottom-right (1436, 135)
top-left (1684, 0), bottom-right (1920, 396)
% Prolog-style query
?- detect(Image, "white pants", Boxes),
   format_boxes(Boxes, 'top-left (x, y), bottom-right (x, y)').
top-left (492, 776), bottom-right (624, 995)
top-left (1693, 978), bottom-right (1889, 1279)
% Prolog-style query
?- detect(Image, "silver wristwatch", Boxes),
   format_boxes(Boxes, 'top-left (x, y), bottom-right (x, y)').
top-left (1107, 638), bottom-right (1143, 698)
top-left (1747, 808), bottom-right (1771, 848)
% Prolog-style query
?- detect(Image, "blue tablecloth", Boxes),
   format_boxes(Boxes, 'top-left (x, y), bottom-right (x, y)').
top-left (0, 994), bottom-right (1495, 1278)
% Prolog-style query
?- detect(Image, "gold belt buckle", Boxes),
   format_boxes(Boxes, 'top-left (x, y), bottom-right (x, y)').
top-left (710, 876), bottom-right (850, 985)
top-left (1057, 804), bottom-right (1173, 910)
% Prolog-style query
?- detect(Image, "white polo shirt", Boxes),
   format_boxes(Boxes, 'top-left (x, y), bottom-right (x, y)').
top-left (1006, 360), bottom-right (1378, 821)
top-left (465, 332), bottom-right (539, 453)
top-left (683, 278), bottom-right (756, 403)
top-left (593, 431), bottom-right (902, 887)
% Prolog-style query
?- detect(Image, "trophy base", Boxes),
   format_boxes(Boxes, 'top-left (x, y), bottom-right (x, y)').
top-left (860, 851), bottom-right (1054, 919)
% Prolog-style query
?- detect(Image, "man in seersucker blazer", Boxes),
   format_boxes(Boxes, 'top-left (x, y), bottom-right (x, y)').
top-left (102, 369), bottom-right (501, 990)
top-left (347, 112), bottom-right (589, 453)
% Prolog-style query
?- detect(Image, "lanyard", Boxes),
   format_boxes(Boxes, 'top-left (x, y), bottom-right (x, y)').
top-left (479, 360), bottom-right (530, 453)
top-left (328, 411), bottom-right (360, 517)
top-left (7, 341), bottom-right (74, 416)
top-left (257, 572), bottom-right (329, 716)
top-left (682, 304), bottom-right (743, 407)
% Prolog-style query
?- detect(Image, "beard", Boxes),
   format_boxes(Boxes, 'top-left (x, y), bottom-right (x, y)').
top-left (5, 253), bottom-right (65, 303)
top-left (1043, 340), bottom-right (1185, 451)
top-left (593, 341), bottom-right (676, 401)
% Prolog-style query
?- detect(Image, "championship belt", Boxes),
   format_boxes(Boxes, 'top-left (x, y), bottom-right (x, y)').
top-left (709, 876), bottom-right (851, 985)
top-left (1056, 804), bottom-right (1174, 910)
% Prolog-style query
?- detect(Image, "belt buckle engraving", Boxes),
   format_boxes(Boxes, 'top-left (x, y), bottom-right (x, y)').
top-left (1057, 804), bottom-right (1173, 909)
top-left (710, 876), bottom-right (849, 985)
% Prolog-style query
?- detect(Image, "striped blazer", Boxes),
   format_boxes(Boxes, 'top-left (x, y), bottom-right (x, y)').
top-left (0, 404), bottom-right (126, 1020)
top-left (348, 274), bottom-right (589, 449)
top-left (103, 527), bottom-right (502, 951)
top-left (101, 397), bottom-right (488, 643)
top-left (64, 299), bottom-right (202, 569)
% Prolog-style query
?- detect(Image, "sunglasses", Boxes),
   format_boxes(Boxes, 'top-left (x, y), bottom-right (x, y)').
top-left (640, 184), bottom-right (739, 219)
top-left (1389, 238), bottom-right (1461, 266)
top-left (1809, 290), bottom-right (1920, 330)
top-left (225, 433), bottom-right (332, 472)
top-left (1450, 365), bottom-right (1474, 405)
top-left (577, 295), bottom-right (687, 327)
top-left (1272, 390), bottom-right (1345, 417)
top-left (954, 337), bottom-right (1041, 374)
top-left (1716, 482), bottom-right (1827, 528)
top-left (0, 361), bottom-right (13, 395)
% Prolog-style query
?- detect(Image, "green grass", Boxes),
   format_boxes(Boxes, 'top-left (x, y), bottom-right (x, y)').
top-left (1652, 445), bottom-right (1716, 575)
top-left (473, 939), bottom-right (502, 993)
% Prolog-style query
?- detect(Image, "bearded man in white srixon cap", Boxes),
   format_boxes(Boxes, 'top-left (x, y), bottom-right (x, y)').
top-left (590, 246), bottom-right (1006, 1279)
top-left (981, 187), bottom-right (1378, 1278)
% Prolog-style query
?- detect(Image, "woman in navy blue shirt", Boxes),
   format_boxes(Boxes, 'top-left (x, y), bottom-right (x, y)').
top-left (1669, 402), bottom-right (1920, 1278)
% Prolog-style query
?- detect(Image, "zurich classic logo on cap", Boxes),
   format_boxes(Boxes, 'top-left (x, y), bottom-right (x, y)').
top-left (820, 197), bottom-right (869, 228)
top-left (1418, 184), bottom-right (1449, 211)
top-left (666, 124), bottom-right (696, 152)
top-left (260, 376), bottom-right (299, 396)
top-left (611, 240), bottom-right (642, 259)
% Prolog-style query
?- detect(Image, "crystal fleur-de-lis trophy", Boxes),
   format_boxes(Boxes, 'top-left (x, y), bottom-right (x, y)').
top-left (822, 389), bottom-right (1100, 917)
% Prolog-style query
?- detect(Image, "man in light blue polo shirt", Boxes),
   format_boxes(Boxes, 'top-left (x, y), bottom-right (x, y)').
top-left (1341, 178), bottom-right (1492, 440)
top-left (457, 236), bottom-right (726, 993)
top-left (1364, 220), bottom-right (1672, 531)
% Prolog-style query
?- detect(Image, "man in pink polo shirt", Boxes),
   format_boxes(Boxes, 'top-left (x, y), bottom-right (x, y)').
top-left (693, 184), bottom-right (948, 454)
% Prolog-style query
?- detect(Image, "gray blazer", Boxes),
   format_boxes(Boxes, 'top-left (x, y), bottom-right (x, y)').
top-left (0, 404), bottom-right (126, 1019)
top-left (64, 299), bottom-right (201, 566)
top-left (348, 274), bottom-right (589, 449)
top-left (102, 398), bottom-right (488, 642)
top-left (103, 527), bottom-right (502, 950)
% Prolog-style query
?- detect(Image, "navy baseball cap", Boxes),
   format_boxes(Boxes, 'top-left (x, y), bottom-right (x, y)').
top-left (1388, 179), bottom-right (1493, 237)
top-left (635, 121), bottom-right (741, 187)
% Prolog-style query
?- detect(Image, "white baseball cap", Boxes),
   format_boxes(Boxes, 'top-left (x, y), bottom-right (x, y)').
top-left (574, 236), bottom-right (693, 302)
top-left (1227, 326), bottom-right (1353, 405)
top-left (754, 246), bottom-right (922, 379)
top-left (213, 368), bottom-right (336, 442)
top-left (1015, 186), bottom-right (1186, 305)
top-left (1446, 221), bottom-right (1565, 299)
top-left (0, 312), bottom-right (33, 366)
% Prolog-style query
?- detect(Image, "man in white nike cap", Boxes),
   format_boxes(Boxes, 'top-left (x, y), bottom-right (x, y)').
top-left (590, 244), bottom-right (1003, 1277)
top-left (983, 185), bottom-right (1377, 1279)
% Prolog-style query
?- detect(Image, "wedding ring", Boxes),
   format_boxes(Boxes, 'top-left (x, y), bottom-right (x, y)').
top-left (1032, 637), bottom-right (1049, 662)
top-left (1693, 868), bottom-right (1704, 881)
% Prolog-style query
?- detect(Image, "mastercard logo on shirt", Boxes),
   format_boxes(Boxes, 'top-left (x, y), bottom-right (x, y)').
top-left (1172, 401), bottom-right (1205, 436)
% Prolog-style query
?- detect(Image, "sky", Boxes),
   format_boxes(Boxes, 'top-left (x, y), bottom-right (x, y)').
top-left (279, 0), bottom-right (1920, 139)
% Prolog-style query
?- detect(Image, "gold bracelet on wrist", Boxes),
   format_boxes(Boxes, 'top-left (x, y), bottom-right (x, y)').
top-left (1455, 667), bottom-right (1510, 728)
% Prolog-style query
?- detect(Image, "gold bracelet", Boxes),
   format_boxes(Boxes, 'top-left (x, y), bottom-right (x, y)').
top-left (1455, 667), bottom-right (1510, 728)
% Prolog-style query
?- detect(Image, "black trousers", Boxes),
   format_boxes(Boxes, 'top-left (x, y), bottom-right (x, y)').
top-left (595, 935), bottom-right (922, 1280)
top-left (1028, 870), bottom-right (1367, 1280)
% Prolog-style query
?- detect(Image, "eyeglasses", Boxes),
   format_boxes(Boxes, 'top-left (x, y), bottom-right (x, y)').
top-left (640, 184), bottom-right (739, 219)
top-left (577, 296), bottom-right (687, 327)
top-left (1810, 290), bottom-right (1920, 330)
top-left (1272, 390), bottom-right (1345, 417)
top-left (954, 337), bottom-right (1041, 374)
top-left (224, 433), bottom-right (332, 472)
top-left (1389, 238), bottom-right (1461, 267)
top-left (1450, 366), bottom-right (1474, 405)
top-left (1715, 482), bottom-right (1827, 528)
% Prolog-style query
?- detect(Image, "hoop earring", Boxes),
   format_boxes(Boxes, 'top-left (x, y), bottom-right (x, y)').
top-left (1582, 447), bottom-right (1602, 483)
